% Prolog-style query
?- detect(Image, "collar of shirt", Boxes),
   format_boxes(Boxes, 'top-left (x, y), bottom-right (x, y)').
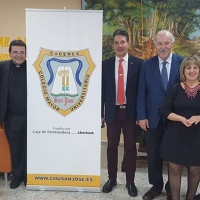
top-left (115, 53), bottom-right (128, 63)
top-left (158, 53), bottom-right (172, 79)
top-left (158, 52), bottom-right (172, 65)
top-left (115, 54), bottom-right (128, 77)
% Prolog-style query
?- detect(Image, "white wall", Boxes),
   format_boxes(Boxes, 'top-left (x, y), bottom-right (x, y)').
top-left (0, 0), bottom-right (81, 60)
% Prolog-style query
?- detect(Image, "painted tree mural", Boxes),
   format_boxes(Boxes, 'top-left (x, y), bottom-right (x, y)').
top-left (84, 0), bottom-right (200, 60)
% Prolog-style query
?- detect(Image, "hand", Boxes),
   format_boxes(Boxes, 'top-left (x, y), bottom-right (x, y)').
top-left (180, 116), bottom-right (192, 127)
top-left (188, 116), bottom-right (200, 125)
top-left (101, 117), bottom-right (105, 128)
top-left (138, 119), bottom-right (149, 131)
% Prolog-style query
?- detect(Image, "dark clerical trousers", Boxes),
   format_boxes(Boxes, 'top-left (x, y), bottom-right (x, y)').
top-left (4, 112), bottom-right (27, 180)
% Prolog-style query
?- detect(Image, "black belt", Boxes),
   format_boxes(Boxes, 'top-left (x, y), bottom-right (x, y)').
top-left (115, 104), bottom-right (127, 109)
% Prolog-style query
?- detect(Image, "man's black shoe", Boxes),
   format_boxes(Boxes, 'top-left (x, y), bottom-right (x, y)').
top-left (194, 194), bottom-right (200, 200)
top-left (166, 192), bottom-right (172, 200)
top-left (102, 179), bottom-right (117, 193)
top-left (10, 177), bottom-right (22, 189)
top-left (143, 188), bottom-right (161, 200)
top-left (165, 182), bottom-right (171, 200)
top-left (126, 181), bottom-right (137, 197)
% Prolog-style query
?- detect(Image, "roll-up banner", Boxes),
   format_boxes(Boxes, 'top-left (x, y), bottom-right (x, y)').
top-left (26, 9), bottom-right (102, 192)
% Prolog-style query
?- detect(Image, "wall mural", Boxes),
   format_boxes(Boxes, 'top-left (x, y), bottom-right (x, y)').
top-left (82, 0), bottom-right (200, 60)
top-left (82, 0), bottom-right (200, 150)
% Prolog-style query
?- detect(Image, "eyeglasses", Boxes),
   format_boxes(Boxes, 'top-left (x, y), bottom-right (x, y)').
top-left (11, 51), bottom-right (26, 55)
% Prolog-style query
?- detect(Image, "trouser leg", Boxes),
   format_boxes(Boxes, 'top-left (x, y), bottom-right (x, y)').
top-left (4, 113), bottom-right (26, 180)
top-left (145, 122), bottom-right (164, 192)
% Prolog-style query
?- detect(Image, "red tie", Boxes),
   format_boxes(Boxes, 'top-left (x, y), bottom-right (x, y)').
top-left (117, 59), bottom-right (125, 105)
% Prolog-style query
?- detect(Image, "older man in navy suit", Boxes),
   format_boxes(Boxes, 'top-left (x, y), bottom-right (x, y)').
top-left (137, 30), bottom-right (184, 200)
top-left (101, 29), bottom-right (143, 197)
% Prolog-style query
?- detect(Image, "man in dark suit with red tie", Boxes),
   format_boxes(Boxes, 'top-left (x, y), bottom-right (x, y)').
top-left (101, 29), bottom-right (143, 197)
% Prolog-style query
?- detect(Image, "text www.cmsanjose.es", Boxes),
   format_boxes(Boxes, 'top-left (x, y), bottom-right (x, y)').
top-left (34, 176), bottom-right (93, 182)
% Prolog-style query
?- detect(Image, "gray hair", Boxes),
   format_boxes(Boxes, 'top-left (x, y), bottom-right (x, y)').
top-left (154, 30), bottom-right (175, 44)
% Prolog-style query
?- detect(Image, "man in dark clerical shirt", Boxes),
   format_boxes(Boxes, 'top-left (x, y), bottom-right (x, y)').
top-left (0, 40), bottom-right (27, 189)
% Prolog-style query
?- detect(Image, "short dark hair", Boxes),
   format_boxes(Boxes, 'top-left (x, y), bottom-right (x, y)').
top-left (113, 29), bottom-right (129, 42)
top-left (9, 39), bottom-right (26, 53)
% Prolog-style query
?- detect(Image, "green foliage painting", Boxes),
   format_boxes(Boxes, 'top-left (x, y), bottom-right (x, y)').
top-left (83, 0), bottom-right (200, 60)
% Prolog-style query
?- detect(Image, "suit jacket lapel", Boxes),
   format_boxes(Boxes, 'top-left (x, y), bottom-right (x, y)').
top-left (110, 58), bottom-right (116, 92)
top-left (168, 54), bottom-right (179, 89)
top-left (126, 57), bottom-right (133, 86)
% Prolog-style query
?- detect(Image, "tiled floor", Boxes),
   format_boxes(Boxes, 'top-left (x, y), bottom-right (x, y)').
top-left (0, 142), bottom-right (199, 200)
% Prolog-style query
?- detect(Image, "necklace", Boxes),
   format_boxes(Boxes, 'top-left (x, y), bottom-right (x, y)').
top-left (184, 83), bottom-right (200, 98)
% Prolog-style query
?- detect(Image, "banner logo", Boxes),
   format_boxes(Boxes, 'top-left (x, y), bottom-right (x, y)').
top-left (34, 48), bottom-right (95, 116)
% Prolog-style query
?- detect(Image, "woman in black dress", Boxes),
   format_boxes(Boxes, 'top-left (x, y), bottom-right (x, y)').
top-left (159, 55), bottom-right (200, 200)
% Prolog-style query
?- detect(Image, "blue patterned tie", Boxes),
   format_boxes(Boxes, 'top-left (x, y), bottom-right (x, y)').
top-left (162, 61), bottom-right (168, 90)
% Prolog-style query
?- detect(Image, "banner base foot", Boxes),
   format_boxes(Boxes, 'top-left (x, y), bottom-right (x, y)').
top-left (26, 185), bottom-right (101, 192)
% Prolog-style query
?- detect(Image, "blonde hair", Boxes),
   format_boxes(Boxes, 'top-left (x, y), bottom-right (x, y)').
top-left (180, 55), bottom-right (200, 82)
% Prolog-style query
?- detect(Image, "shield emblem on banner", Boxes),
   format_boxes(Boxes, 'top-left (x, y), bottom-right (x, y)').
top-left (33, 48), bottom-right (95, 116)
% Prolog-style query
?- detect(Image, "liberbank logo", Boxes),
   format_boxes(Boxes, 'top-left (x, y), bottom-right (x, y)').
top-left (34, 48), bottom-right (95, 116)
